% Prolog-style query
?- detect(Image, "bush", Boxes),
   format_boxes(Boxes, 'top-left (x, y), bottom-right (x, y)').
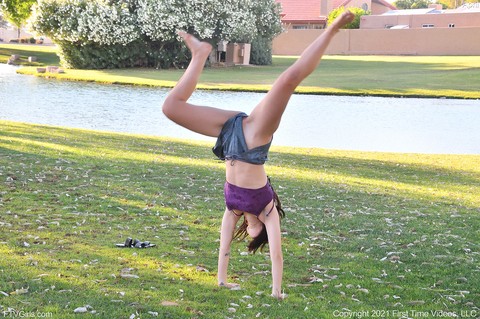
top-left (250, 36), bottom-right (273, 65)
top-left (56, 39), bottom-right (187, 69)
top-left (327, 7), bottom-right (369, 29)
top-left (29, 0), bottom-right (282, 69)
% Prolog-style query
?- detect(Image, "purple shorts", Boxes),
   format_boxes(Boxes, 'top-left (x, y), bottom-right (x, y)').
top-left (224, 181), bottom-right (274, 217)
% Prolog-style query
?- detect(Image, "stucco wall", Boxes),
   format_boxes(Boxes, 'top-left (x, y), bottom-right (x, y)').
top-left (272, 27), bottom-right (480, 55)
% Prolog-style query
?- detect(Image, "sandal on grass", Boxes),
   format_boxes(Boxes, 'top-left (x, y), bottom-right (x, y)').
top-left (116, 237), bottom-right (156, 248)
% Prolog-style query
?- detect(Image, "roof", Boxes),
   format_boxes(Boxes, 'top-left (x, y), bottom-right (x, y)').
top-left (382, 8), bottom-right (441, 15)
top-left (455, 3), bottom-right (480, 12)
top-left (275, 0), bottom-right (326, 23)
top-left (389, 24), bottom-right (410, 29)
top-left (275, 0), bottom-right (397, 24)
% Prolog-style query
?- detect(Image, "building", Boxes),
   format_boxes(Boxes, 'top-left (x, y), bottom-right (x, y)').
top-left (360, 3), bottom-right (480, 29)
top-left (275, 0), bottom-right (396, 29)
top-left (273, 2), bottom-right (480, 55)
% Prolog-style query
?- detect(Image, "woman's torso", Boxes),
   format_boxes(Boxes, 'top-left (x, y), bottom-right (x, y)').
top-left (224, 116), bottom-right (271, 188)
top-left (225, 160), bottom-right (267, 188)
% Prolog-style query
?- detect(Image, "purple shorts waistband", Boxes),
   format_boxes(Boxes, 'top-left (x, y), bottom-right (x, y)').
top-left (224, 181), bottom-right (274, 217)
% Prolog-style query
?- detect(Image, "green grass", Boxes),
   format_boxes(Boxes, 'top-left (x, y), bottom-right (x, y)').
top-left (0, 44), bottom-right (60, 66)
top-left (2, 43), bottom-right (479, 99)
top-left (0, 120), bottom-right (479, 318)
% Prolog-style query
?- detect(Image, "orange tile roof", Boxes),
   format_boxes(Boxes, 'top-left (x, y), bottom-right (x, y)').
top-left (275, 0), bottom-right (396, 24)
top-left (275, 0), bottom-right (326, 23)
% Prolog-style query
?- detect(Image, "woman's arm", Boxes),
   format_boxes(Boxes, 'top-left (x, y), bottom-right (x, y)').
top-left (218, 209), bottom-right (241, 287)
top-left (263, 207), bottom-right (284, 298)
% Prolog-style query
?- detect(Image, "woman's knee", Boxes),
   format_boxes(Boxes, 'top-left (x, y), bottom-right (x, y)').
top-left (278, 69), bottom-right (303, 90)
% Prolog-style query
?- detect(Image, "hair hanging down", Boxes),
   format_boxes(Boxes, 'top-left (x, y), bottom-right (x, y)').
top-left (233, 178), bottom-right (285, 254)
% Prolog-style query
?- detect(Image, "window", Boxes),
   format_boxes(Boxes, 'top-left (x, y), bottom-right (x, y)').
top-left (292, 25), bottom-right (308, 29)
top-left (422, 24), bottom-right (434, 28)
top-left (449, 23), bottom-right (455, 28)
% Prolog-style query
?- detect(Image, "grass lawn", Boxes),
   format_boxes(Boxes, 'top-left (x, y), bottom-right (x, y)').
top-left (0, 120), bottom-right (479, 318)
top-left (0, 43), bottom-right (60, 66)
top-left (2, 43), bottom-right (480, 99)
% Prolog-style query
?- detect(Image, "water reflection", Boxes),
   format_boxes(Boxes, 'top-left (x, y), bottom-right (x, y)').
top-left (1, 64), bottom-right (479, 154)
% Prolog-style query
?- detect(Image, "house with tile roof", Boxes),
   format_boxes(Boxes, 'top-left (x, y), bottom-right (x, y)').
top-left (275, 0), bottom-right (396, 29)
top-left (273, 1), bottom-right (480, 55)
top-left (360, 3), bottom-right (480, 29)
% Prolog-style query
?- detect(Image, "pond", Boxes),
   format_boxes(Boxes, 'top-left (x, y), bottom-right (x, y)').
top-left (1, 64), bottom-right (479, 154)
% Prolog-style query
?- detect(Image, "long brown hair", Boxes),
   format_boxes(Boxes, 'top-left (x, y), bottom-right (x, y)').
top-left (233, 179), bottom-right (285, 253)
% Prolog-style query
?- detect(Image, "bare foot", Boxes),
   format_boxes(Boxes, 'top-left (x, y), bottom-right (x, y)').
top-left (330, 10), bottom-right (355, 30)
top-left (177, 31), bottom-right (212, 59)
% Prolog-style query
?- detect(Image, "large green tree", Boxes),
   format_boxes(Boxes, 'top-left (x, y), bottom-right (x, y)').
top-left (0, 0), bottom-right (37, 38)
top-left (30, 0), bottom-right (282, 69)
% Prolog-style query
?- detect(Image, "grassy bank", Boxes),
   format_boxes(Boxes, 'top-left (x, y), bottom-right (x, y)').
top-left (2, 43), bottom-right (479, 99)
top-left (0, 120), bottom-right (479, 318)
top-left (0, 43), bottom-right (60, 66)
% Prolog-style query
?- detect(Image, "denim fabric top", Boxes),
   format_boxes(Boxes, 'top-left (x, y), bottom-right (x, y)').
top-left (212, 112), bottom-right (271, 165)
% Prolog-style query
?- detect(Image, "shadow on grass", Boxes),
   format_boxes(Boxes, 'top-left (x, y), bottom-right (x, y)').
top-left (0, 45), bottom-right (60, 66)
top-left (1, 121), bottom-right (479, 318)
top-left (269, 150), bottom-right (480, 208)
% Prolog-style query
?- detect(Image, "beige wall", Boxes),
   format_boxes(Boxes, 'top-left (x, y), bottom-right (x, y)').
top-left (272, 27), bottom-right (480, 55)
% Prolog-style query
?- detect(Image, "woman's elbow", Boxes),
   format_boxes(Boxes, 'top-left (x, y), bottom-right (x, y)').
top-left (162, 96), bottom-right (176, 120)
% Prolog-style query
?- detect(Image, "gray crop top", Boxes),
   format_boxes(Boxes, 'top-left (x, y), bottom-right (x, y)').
top-left (212, 112), bottom-right (272, 165)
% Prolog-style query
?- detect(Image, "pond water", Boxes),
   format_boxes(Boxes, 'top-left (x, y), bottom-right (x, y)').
top-left (1, 64), bottom-right (479, 154)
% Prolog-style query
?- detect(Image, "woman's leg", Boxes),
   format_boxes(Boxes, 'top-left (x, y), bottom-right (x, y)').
top-left (163, 32), bottom-right (240, 137)
top-left (244, 11), bottom-right (355, 144)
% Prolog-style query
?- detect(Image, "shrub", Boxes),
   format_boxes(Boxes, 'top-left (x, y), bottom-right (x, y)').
top-left (327, 7), bottom-right (370, 29)
top-left (29, 0), bottom-right (282, 69)
top-left (250, 36), bottom-right (273, 65)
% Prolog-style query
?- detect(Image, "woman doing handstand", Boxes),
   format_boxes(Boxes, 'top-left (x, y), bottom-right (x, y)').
top-left (162, 11), bottom-right (355, 299)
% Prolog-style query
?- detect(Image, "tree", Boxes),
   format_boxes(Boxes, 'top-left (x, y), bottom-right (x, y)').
top-left (240, 0), bottom-right (282, 65)
top-left (29, 0), bottom-right (282, 69)
top-left (328, 7), bottom-right (369, 29)
top-left (0, 13), bottom-right (9, 29)
top-left (393, 0), bottom-right (432, 9)
top-left (436, 0), bottom-right (478, 9)
top-left (0, 0), bottom-right (37, 38)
